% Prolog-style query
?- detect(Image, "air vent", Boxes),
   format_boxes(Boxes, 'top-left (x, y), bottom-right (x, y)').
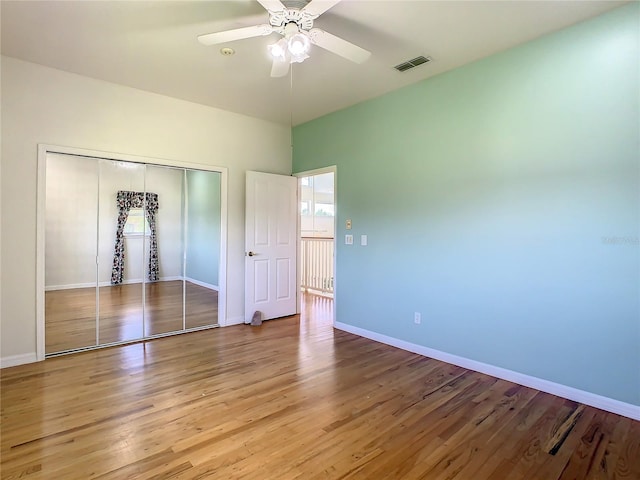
top-left (394, 56), bottom-right (432, 72)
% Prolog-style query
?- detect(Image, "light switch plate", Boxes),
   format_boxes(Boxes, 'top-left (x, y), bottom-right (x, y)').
top-left (361, 235), bottom-right (367, 246)
top-left (346, 219), bottom-right (352, 230)
top-left (345, 234), bottom-right (353, 245)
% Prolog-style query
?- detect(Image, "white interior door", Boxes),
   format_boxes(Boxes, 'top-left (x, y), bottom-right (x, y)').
top-left (245, 171), bottom-right (297, 322)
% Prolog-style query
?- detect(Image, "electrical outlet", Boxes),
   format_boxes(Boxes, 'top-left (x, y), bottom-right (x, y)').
top-left (414, 312), bottom-right (421, 324)
top-left (345, 234), bottom-right (353, 245)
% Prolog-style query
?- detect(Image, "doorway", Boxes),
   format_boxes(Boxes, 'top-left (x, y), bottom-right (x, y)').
top-left (297, 167), bottom-right (336, 312)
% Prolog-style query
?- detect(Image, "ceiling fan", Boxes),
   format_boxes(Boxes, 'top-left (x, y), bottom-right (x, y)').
top-left (198, 0), bottom-right (371, 77)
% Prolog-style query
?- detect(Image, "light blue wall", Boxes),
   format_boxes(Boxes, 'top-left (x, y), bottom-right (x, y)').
top-left (293, 4), bottom-right (640, 405)
top-left (185, 170), bottom-right (221, 286)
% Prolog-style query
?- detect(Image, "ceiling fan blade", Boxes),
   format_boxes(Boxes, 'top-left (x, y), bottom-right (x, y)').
top-left (198, 24), bottom-right (273, 46)
top-left (257, 0), bottom-right (286, 12)
top-left (271, 58), bottom-right (290, 78)
top-left (302, 0), bottom-right (342, 17)
top-left (308, 28), bottom-right (371, 64)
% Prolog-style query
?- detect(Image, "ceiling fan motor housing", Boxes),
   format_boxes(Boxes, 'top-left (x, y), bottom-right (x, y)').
top-left (270, 8), bottom-right (315, 33)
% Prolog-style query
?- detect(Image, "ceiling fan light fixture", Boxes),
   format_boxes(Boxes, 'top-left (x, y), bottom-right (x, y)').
top-left (287, 32), bottom-right (310, 56)
top-left (270, 30), bottom-right (310, 65)
top-left (290, 50), bottom-right (309, 63)
top-left (268, 38), bottom-right (289, 60)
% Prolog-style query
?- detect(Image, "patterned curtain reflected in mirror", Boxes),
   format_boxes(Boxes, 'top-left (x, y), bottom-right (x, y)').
top-left (110, 190), bottom-right (159, 285)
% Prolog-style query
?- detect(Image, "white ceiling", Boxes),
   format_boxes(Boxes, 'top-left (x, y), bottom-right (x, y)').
top-left (1, 0), bottom-right (628, 126)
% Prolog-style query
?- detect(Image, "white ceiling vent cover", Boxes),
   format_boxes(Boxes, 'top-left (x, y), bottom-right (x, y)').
top-left (394, 56), bottom-right (432, 72)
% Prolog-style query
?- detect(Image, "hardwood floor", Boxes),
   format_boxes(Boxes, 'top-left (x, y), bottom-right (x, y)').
top-left (45, 281), bottom-right (219, 354)
top-left (2, 293), bottom-right (639, 479)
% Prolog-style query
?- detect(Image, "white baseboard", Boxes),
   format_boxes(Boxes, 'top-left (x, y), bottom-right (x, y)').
top-left (222, 315), bottom-right (246, 327)
top-left (184, 277), bottom-right (219, 291)
top-left (334, 322), bottom-right (640, 421)
top-left (1, 353), bottom-right (39, 369)
top-left (46, 276), bottom-right (187, 291)
top-left (159, 276), bottom-right (184, 283)
top-left (46, 281), bottom-right (96, 291)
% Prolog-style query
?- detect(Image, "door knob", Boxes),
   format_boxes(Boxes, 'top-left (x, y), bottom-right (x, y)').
top-left (247, 251), bottom-right (257, 256)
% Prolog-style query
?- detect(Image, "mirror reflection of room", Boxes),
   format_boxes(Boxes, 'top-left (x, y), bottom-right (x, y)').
top-left (44, 153), bottom-right (221, 355)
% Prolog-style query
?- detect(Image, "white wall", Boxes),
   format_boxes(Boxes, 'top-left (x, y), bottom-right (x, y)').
top-left (1, 56), bottom-right (291, 363)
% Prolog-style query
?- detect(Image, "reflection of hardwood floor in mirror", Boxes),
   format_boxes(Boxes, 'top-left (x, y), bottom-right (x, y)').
top-left (45, 281), bottom-right (218, 354)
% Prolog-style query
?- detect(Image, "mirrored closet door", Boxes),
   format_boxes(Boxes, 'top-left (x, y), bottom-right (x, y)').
top-left (185, 170), bottom-right (221, 329)
top-left (44, 152), bottom-right (222, 355)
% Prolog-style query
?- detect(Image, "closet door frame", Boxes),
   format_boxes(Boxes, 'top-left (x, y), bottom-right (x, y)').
top-left (36, 144), bottom-right (228, 361)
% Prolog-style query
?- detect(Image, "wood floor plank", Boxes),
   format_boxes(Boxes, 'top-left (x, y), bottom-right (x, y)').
top-left (2, 293), bottom-right (639, 479)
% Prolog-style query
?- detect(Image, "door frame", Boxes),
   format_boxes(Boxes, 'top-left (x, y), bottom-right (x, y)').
top-left (293, 166), bottom-right (337, 324)
top-left (36, 144), bottom-right (228, 361)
